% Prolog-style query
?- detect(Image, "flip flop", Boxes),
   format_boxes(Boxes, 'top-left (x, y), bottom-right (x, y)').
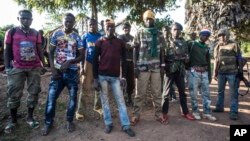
top-left (75, 113), bottom-right (85, 121)
top-left (156, 115), bottom-right (169, 125)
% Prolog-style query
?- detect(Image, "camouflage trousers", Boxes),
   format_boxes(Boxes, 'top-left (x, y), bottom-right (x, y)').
top-left (133, 72), bottom-right (162, 119)
top-left (7, 68), bottom-right (41, 109)
top-left (76, 61), bottom-right (102, 115)
top-left (188, 70), bottom-right (212, 114)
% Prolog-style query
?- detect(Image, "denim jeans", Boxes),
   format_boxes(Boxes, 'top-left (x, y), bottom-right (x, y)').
top-left (98, 75), bottom-right (130, 130)
top-left (188, 70), bottom-right (211, 114)
top-left (45, 69), bottom-right (78, 126)
top-left (215, 73), bottom-right (239, 114)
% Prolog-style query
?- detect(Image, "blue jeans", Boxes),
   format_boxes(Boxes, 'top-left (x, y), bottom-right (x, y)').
top-left (215, 73), bottom-right (239, 114)
top-left (98, 75), bottom-right (130, 130)
top-left (188, 70), bottom-right (211, 114)
top-left (45, 69), bottom-right (78, 126)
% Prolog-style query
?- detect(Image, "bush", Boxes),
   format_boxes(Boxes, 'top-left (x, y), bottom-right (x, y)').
top-left (241, 42), bottom-right (250, 57)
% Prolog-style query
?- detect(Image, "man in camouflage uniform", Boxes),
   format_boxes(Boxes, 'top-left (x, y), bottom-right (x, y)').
top-left (187, 29), bottom-right (216, 121)
top-left (162, 22), bottom-right (195, 121)
top-left (162, 25), bottom-right (177, 102)
top-left (213, 28), bottom-right (242, 120)
top-left (131, 10), bottom-right (166, 125)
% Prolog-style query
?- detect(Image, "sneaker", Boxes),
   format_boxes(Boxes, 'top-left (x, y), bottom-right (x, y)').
top-left (229, 113), bottom-right (238, 120)
top-left (123, 128), bottom-right (135, 137)
top-left (75, 112), bottom-right (85, 121)
top-left (126, 98), bottom-right (134, 107)
top-left (67, 122), bottom-right (75, 133)
top-left (203, 114), bottom-right (217, 121)
top-left (192, 112), bottom-right (201, 120)
top-left (183, 113), bottom-right (195, 120)
top-left (26, 118), bottom-right (40, 129)
top-left (212, 108), bottom-right (224, 113)
top-left (41, 124), bottom-right (52, 136)
top-left (170, 99), bottom-right (178, 103)
top-left (4, 122), bottom-right (17, 134)
top-left (104, 125), bottom-right (113, 134)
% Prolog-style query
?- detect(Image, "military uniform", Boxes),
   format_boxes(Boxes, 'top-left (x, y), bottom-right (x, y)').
top-left (213, 29), bottom-right (241, 119)
top-left (162, 37), bottom-right (190, 115)
top-left (132, 28), bottom-right (166, 119)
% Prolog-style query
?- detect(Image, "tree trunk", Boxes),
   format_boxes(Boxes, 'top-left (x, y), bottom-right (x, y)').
top-left (91, 0), bottom-right (98, 22)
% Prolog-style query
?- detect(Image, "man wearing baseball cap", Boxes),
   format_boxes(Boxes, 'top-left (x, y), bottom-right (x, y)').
top-left (213, 28), bottom-right (242, 120)
top-left (93, 18), bottom-right (135, 137)
top-left (187, 29), bottom-right (216, 121)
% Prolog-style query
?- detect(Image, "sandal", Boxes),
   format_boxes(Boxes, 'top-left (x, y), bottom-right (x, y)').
top-left (4, 122), bottom-right (17, 134)
top-left (130, 116), bottom-right (140, 126)
top-left (156, 114), bottom-right (169, 125)
top-left (93, 109), bottom-right (103, 119)
top-left (75, 112), bottom-right (85, 121)
top-left (26, 119), bottom-right (40, 129)
top-left (67, 122), bottom-right (75, 133)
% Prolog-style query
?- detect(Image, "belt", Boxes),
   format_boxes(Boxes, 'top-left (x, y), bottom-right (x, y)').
top-left (192, 66), bottom-right (207, 72)
top-left (126, 59), bottom-right (133, 62)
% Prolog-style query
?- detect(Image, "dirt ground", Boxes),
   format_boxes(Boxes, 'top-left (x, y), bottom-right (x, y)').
top-left (0, 72), bottom-right (249, 141)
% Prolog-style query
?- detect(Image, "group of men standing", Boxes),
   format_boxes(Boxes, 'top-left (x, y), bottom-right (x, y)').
top-left (3, 9), bottom-right (242, 138)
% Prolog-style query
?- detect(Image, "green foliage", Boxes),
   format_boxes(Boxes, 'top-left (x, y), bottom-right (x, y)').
top-left (154, 15), bottom-right (173, 30)
top-left (0, 30), bottom-right (5, 42)
top-left (14, 0), bottom-right (178, 25)
top-left (241, 42), bottom-right (250, 57)
top-left (0, 24), bottom-right (15, 41)
top-left (43, 12), bottom-right (64, 30)
top-left (14, 0), bottom-right (86, 13)
top-left (125, 0), bottom-right (178, 24)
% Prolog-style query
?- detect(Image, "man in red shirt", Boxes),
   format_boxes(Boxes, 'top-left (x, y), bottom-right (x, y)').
top-left (93, 19), bottom-right (135, 137)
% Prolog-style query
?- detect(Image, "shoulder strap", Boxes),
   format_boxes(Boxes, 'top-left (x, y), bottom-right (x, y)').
top-left (10, 27), bottom-right (17, 60)
top-left (31, 29), bottom-right (39, 43)
top-left (189, 41), bottom-right (195, 54)
top-left (10, 27), bottom-right (16, 45)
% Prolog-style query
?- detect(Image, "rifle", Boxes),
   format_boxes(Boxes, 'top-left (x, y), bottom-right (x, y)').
top-left (237, 58), bottom-right (250, 96)
top-left (120, 78), bottom-right (127, 95)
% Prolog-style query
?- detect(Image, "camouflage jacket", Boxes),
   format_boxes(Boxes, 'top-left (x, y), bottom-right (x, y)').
top-left (164, 37), bottom-right (189, 75)
top-left (214, 40), bottom-right (241, 74)
top-left (133, 28), bottom-right (166, 72)
top-left (118, 34), bottom-right (134, 61)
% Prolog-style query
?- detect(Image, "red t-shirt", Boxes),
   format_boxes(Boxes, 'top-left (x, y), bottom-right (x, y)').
top-left (5, 27), bottom-right (42, 68)
top-left (93, 37), bottom-right (126, 78)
